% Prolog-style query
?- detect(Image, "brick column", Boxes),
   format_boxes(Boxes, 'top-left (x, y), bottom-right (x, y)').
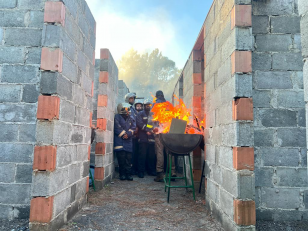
top-left (93, 49), bottom-right (118, 190)
top-left (30, 1), bottom-right (96, 230)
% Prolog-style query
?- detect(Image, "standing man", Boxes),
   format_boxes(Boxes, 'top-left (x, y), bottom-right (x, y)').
top-left (153, 90), bottom-right (176, 182)
top-left (136, 99), bottom-right (156, 178)
top-left (114, 103), bottom-right (136, 181)
top-left (125, 92), bottom-right (137, 119)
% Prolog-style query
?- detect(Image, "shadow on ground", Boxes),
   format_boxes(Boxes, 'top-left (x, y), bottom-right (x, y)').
top-left (60, 174), bottom-right (223, 231)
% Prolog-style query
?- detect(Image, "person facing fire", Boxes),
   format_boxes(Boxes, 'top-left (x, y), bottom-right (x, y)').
top-left (153, 90), bottom-right (176, 182)
top-left (136, 99), bottom-right (157, 178)
top-left (114, 103), bottom-right (136, 181)
top-left (125, 92), bottom-right (137, 119)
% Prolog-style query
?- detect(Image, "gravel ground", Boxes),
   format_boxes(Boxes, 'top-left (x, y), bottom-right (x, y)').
top-left (60, 174), bottom-right (223, 231)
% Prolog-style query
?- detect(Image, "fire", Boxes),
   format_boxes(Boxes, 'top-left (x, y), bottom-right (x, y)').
top-left (151, 95), bottom-right (204, 134)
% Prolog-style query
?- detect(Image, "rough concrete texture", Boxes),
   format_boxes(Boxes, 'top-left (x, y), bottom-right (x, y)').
top-left (60, 175), bottom-right (223, 231)
top-left (253, 0), bottom-right (308, 221)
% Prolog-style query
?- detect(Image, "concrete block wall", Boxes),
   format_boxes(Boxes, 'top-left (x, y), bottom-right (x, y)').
top-left (253, 0), bottom-right (308, 221)
top-left (93, 49), bottom-right (118, 190)
top-left (0, 0), bottom-right (45, 220)
top-left (29, 1), bottom-right (96, 230)
top-left (203, 0), bottom-right (255, 230)
top-left (117, 80), bottom-right (130, 105)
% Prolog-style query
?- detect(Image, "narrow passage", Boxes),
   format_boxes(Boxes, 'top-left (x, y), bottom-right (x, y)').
top-left (61, 175), bottom-right (223, 230)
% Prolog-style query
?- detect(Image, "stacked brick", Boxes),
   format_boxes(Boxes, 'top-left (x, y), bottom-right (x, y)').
top-left (0, 0), bottom-right (45, 220)
top-left (117, 80), bottom-right (130, 105)
top-left (253, 0), bottom-right (307, 221)
top-left (93, 49), bottom-right (118, 190)
top-left (29, 1), bottom-right (96, 230)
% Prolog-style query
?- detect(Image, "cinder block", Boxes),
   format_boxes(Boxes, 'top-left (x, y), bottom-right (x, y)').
top-left (75, 107), bottom-right (89, 127)
top-left (277, 90), bottom-right (304, 108)
top-left (22, 84), bottom-right (39, 103)
top-left (252, 53), bottom-right (271, 71)
top-left (261, 188), bottom-right (301, 209)
top-left (77, 145), bottom-right (88, 162)
top-left (252, 0), bottom-right (293, 16)
top-left (33, 146), bottom-right (57, 171)
top-left (272, 53), bottom-right (303, 71)
top-left (231, 5), bottom-right (252, 29)
top-left (44, 2), bottom-right (66, 26)
top-left (81, 73), bottom-right (93, 95)
top-left (234, 200), bottom-right (256, 225)
top-left (60, 99), bottom-right (75, 123)
top-left (15, 164), bottom-right (33, 183)
top-left (276, 167), bottom-right (308, 187)
top-left (68, 163), bottom-right (81, 185)
top-left (0, 46), bottom-right (25, 64)
top-left (73, 85), bottom-right (85, 107)
top-left (53, 187), bottom-right (70, 217)
top-left (259, 109), bottom-right (297, 127)
top-left (62, 55), bottom-right (78, 83)
top-left (231, 51), bottom-right (252, 74)
top-left (77, 50), bottom-right (87, 73)
top-left (233, 147), bottom-right (254, 170)
top-left (220, 188), bottom-right (234, 219)
top-left (235, 74), bottom-right (252, 97)
top-left (271, 16), bottom-right (300, 34)
top-left (255, 35), bottom-right (292, 52)
top-left (0, 143), bottom-right (33, 163)
top-left (232, 98), bottom-right (253, 121)
top-left (1, 65), bottom-right (38, 83)
top-left (237, 171), bottom-right (255, 199)
top-left (40, 47), bottom-right (63, 72)
top-left (27, 10), bottom-right (44, 29)
top-left (4, 28), bottom-right (42, 46)
top-left (0, 163), bottom-right (15, 183)
top-left (0, 0), bottom-right (17, 8)
top-left (0, 124), bottom-right (18, 142)
top-left (37, 95), bottom-right (60, 120)
top-left (254, 71), bottom-right (293, 89)
top-left (94, 167), bottom-right (104, 180)
top-left (252, 16), bottom-right (269, 34)
top-left (0, 85), bottom-right (22, 103)
top-left (56, 145), bottom-right (76, 168)
top-left (30, 197), bottom-right (54, 222)
top-left (237, 122), bottom-right (254, 147)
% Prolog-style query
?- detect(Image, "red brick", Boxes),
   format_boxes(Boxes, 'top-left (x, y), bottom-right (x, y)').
top-left (44, 2), bottom-right (66, 26)
top-left (33, 146), bottom-right (57, 171)
top-left (193, 84), bottom-right (204, 97)
top-left (193, 96), bottom-right (202, 108)
top-left (233, 147), bottom-right (254, 170)
top-left (94, 167), bottom-right (104, 180)
top-left (204, 54), bottom-right (207, 68)
top-left (95, 142), bottom-right (106, 154)
top-left (97, 119), bottom-right (107, 130)
top-left (99, 72), bottom-right (109, 83)
top-left (193, 50), bottom-right (202, 61)
top-left (37, 95), bottom-right (60, 120)
top-left (234, 200), bottom-right (256, 225)
top-left (88, 145), bottom-right (91, 160)
top-left (231, 5), bottom-right (252, 30)
top-left (91, 81), bottom-right (94, 97)
top-left (30, 196), bottom-right (54, 222)
top-left (90, 112), bottom-right (93, 127)
top-left (204, 83), bottom-right (206, 99)
top-left (231, 51), bottom-right (252, 74)
top-left (98, 95), bottom-right (108, 107)
top-left (193, 73), bottom-right (202, 84)
top-left (100, 49), bottom-right (109, 59)
top-left (193, 169), bottom-right (201, 181)
top-left (40, 47), bottom-right (63, 72)
top-left (204, 178), bottom-right (207, 190)
top-left (86, 176), bottom-right (89, 193)
top-left (232, 98), bottom-right (253, 121)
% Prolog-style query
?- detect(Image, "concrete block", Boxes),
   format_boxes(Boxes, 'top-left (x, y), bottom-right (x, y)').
top-left (0, 0), bottom-right (17, 8)
top-left (259, 109), bottom-right (297, 127)
top-left (277, 90), bottom-right (304, 108)
top-left (237, 122), bottom-right (254, 147)
top-left (77, 50), bottom-right (87, 74)
top-left (222, 168), bottom-right (237, 196)
top-left (73, 85), bottom-right (85, 107)
top-left (84, 2), bottom-right (95, 31)
top-left (0, 85), bottom-right (22, 103)
top-left (42, 24), bottom-right (61, 47)
top-left (19, 124), bottom-right (36, 142)
top-left (53, 187), bottom-right (71, 217)
top-left (252, 53), bottom-right (271, 71)
top-left (272, 53), bottom-right (303, 71)
top-left (1, 65), bottom-right (38, 83)
top-left (81, 73), bottom-right (92, 95)
top-left (273, 210), bottom-right (304, 222)
top-left (252, 16), bottom-right (269, 34)
top-left (100, 59), bottom-right (109, 72)
top-left (217, 58), bottom-right (231, 87)
top-left (83, 40), bottom-right (93, 62)
top-left (22, 84), bottom-right (39, 103)
top-left (277, 128), bottom-right (306, 147)
top-left (276, 167), bottom-right (308, 187)
top-left (207, 179), bottom-right (219, 204)
top-left (221, 123), bottom-right (237, 146)
top-left (62, 55), bottom-right (78, 83)
top-left (236, 28), bottom-right (253, 51)
top-left (15, 164), bottom-right (32, 183)
top-left (77, 145), bottom-right (88, 162)
top-left (78, 13), bottom-right (89, 38)
top-left (255, 35), bottom-right (292, 52)
top-left (0, 104), bottom-right (36, 122)
top-left (60, 99), bottom-right (75, 123)
top-left (57, 145), bottom-right (76, 168)
top-left (0, 163), bottom-right (15, 183)
top-left (252, 0), bottom-right (293, 16)
top-left (64, 13), bottom-right (81, 46)
top-left (294, 34), bottom-right (301, 52)
top-left (255, 167), bottom-right (274, 187)
top-left (219, 188), bottom-right (234, 219)
top-left (0, 184), bottom-right (31, 204)
top-left (291, 71), bottom-right (303, 90)
top-left (272, 15), bottom-right (300, 34)
top-left (26, 47), bottom-right (42, 64)
top-left (254, 71), bottom-right (293, 89)
top-left (238, 171), bottom-right (255, 200)
top-left (71, 125), bottom-right (86, 144)
top-left (254, 129), bottom-right (274, 147)
top-left (261, 188), bottom-right (301, 209)
top-left (27, 10), bottom-right (44, 28)
top-left (63, 0), bottom-right (78, 19)
top-left (300, 14), bottom-right (308, 57)
top-left (235, 74), bottom-right (252, 97)
top-left (82, 161), bottom-right (90, 178)
top-left (0, 143), bottom-right (33, 163)
top-left (260, 148), bottom-right (300, 167)
top-left (299, 0), bottom-right (308, 16)
top-left (300, 148), bottom-right (307, 167)
top-left (75, 177), bottom-right (87, 201)
top-left (4, 28), bottom-right (42, 46)
top-left (252, 90), bottom-right (271, 108)
top-left (0, 46), bottom-right (25, 64)
top-left (0, 124), bottom-right (18, 142)
top-left (0, 10), bottom-right (26, 27)
top-left (18, 0), bottom-right (45, 10)
top-left (218, 146), bottom-right (233, 170)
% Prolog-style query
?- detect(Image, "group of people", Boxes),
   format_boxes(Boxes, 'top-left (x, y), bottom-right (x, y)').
top-left (114, 90), bottom-right (176, 182)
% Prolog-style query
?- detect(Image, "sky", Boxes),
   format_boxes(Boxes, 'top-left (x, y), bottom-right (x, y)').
top-left (87, 0), bottom-right (212, 69)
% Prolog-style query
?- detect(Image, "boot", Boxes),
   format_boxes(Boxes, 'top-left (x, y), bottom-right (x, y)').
top-left (126, 175), bottom-right (133, 181)
top-left (154, 172), bottom-right (164, 182)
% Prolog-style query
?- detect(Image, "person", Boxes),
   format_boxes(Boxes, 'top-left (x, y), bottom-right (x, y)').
top-left (131, 99), bottom-right (144, 175)
top-left (136, 99), bottom-right (157, 178)
top-left (125, 92), bottom-right (138, 119)
top-left (153, 90), bottom-right (176, 182)
top-left (114, 102), bottom-right (136, 181)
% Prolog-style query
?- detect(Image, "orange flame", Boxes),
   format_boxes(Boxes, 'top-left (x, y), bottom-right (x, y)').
top-left (151, 95), bottom-right (204, 134)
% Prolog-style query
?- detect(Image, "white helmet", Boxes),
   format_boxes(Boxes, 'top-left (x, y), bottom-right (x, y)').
top-left (124, 92), bottom-right (136, 103)
top-left (143, 99), bottom-right (152, 105)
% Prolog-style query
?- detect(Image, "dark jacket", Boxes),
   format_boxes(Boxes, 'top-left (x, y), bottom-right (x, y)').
top-left (136, 110), bottom-right (155, 143)
top-left (130, 106), bottom-right (138, 120)
top-left (114, 114), bottom-right (136, 152)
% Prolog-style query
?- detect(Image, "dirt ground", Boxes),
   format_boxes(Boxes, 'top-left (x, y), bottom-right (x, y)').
top-left (60, 174), bottom-right (223, 231)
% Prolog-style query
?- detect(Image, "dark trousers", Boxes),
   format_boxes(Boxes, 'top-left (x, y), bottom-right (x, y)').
top-left (138, 142), bottom-right (156, 174)
top-left (132, 138), bottom-right (139, 173)
top-left (116, 150), bottom-right (132, 176)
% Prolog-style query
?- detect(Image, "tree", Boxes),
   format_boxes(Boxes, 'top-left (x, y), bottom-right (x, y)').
top-left (117, 48), bottom-right (182, 100)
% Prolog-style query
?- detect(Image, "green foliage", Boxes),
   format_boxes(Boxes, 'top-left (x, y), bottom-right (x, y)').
top-left (117, 48), bottom-right (182, 100)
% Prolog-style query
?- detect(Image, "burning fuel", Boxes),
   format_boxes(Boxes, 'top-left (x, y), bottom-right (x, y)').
top-left (151, 95), bottom-right (205, 134)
